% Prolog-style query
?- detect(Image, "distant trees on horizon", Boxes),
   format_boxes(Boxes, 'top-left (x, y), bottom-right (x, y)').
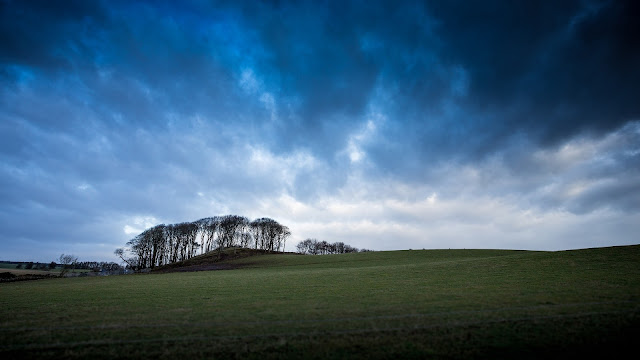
top-left (114, 215), bottom-right (376, 271)
top-left (11, 259), bottom-right (121, 274)
top-left (296, 238), bottom-right (371, 255)
top-left (115, 215), bottom-right (291, 270)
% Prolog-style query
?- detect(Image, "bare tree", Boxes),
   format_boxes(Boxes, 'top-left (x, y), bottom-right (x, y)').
top-left (58, 253), bottom-right (78, 276)
top-left (114, 248), bottom-right (138, 271)
top-left (280, 225), bottom-right (291, 252)
top-left (174, 222), bottom-right (198, 261)
top-left (196, 217), bottom-right (220, 254)
top-left (216, 215), bottom-right (249, 257)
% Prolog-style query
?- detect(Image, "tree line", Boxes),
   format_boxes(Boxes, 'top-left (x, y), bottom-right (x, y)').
top-left (115, 215), bottom-right (291, 270)
top-left (295, 238), bottom-right (372, 255)
top-left (14, 259), bottom-right (120, 273)
top-left (70, 261), bottom-right (121, 271)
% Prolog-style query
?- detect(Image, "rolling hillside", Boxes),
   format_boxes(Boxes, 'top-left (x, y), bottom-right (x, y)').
top-left (1, 246), bottom-right (639, 359)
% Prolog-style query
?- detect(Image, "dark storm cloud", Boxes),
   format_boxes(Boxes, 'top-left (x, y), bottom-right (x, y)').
top-left (229, 0), bottom-right (640, 171)
top-left (1, 0), bottom-right (247, 133)
top-left (0, 0), bottom-right (107, 71)
top-left (3, 0), bottom-right (638, 158)
top-left (425, 0), bottom-right (640, 143)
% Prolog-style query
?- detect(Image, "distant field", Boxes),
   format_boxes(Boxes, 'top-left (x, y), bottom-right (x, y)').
top-left (1, 246), bottom-right (639, 359)
top-left (0, 262), bottom-right (25, 270)
top-left (0, 263), bottom-right (90, 276)
top-left (0, 262), bottom-right (56, 276)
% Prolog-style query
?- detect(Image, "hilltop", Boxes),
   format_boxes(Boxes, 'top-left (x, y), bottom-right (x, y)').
top-left (150, 247), bottom-right (300, 273)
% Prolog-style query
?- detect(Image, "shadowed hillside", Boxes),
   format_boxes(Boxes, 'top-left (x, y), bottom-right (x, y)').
top-left (151, 247), bottom-right (300, 273)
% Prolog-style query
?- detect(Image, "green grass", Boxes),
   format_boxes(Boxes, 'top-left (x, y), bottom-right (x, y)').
top-left (0, 265), bottom-right (90, 276)
top-left (1, 246), bottom-right (639, 359)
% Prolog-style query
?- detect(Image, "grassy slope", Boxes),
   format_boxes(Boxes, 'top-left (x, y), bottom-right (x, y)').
top-left (151, 247), bottom-right (293, 272)
top-left (1, 246), bottom-right (639, 359)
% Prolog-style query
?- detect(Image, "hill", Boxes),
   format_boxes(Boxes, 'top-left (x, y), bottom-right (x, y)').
top-left (151, 247), bottom-right (297, 273)
top-left (1, 245), bottom-right (639, 359)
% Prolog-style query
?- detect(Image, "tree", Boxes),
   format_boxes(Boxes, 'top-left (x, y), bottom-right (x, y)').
top-left (196, 217), bottom-right (220, 254)
top-left (344, 244), bottom-right (359, 253)
top-left (175, 222), bottom-right (199, 261)
top-left (114, 248), bottom-right (137, 270)
top-left (295, 239), bottom-right (365, 255)
top-left (280, 225), bottom-right (291, 252)
top-left (58, 254), bottom-right (78, 277)
top-left (213, 215), bottom-right (250, 257)
top-left (146, 224), bottom-right (166, 268)
top-left (296, 239), bottom-right (313, 254)
top-left (251, 218), bottom-right (289, 252)
top-left (49, 261), bottom-right (57, 270)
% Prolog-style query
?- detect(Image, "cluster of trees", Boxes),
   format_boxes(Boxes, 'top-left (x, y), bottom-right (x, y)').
top-left (116, 215), bottom-right (291, 270)
top-left (73, 261), bottom-right (121, 272)
top-left (296, 239), bottom-right (372, 255)
top-left (16, 262), bottom-right (54, 270)
top-left (12, 255), bottom-right (120, 276)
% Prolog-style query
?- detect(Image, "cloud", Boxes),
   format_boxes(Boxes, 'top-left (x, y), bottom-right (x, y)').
top-left (427, 0), bottom-right (640, 142)
top-left (250, 173), bottom-right (639, 253)
top-left (0, 1), bottom-right (638, 261)
top-left (4, 1), bottom-right (638, 159)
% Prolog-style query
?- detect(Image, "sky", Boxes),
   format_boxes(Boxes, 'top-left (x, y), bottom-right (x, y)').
top-left (1, 0), bottom-right (639, 262)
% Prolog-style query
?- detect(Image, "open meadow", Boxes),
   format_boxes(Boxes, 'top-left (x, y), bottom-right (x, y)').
top-left (1, 245), bottom-right (639, 359)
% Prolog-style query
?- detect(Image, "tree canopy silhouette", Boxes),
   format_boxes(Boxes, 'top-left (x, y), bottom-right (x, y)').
top-left (115, 215), bottom-right (290, 270)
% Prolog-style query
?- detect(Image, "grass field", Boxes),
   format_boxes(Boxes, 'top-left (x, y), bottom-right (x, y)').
top-left (1, 246), bottom-right (639, 359)
top-left (0, 262), bottom-right (90, 276)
